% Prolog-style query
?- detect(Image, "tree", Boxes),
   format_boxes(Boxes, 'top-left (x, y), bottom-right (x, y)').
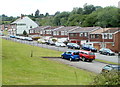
top-left (54, 11), bottom-right (60, 16)
top-left (67, 14), bottom-right (85, 26)
top-left (53, 11), bottom-right (70, 26)
top-left (96, 6), bottom-right (119, 27)
top-left (40, 14), bottom-right (44, 18)
top-left (83, 4), bottom-right (96, 14)
top-left (72, 7), bottom-right (83, 14)
top-left (35, 9), bottom-right (40, 18)
top-left (45, 12), bottom-right (49, 17)
top-left (23, 30), bottom-right (27, 36)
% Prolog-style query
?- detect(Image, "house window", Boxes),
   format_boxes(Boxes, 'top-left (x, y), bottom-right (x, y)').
top-left (49, 30), bottom-right (52, 34)
top-left (53, 31), bottom-right (56, 35)
top-left (112, 42), bottom-right (114, 46)
top-left (74, 34), bottom-right (77, 37)
top-left (40, 31), bottom-right (42, 34)
top-left (61, 31), bottom-right (64, 35)
top-left (95, 34), bottom-right (99, 38)
top-left (103, 34), bottom-right (107, 39)
top-left (30, 30), bottom-right (34, 33)
top-left (56, 31), bottom-right (59, 35)
top-left (109, 34), bottom-right (113, 39)
top-left (70, 34), bottom-right (74, 37)
top-left (80, 33), bottom-right (83, 37)
top-left (64, 31), bottom-right (67, 35)
top-left (46, 30), bottom-right (50, 34)
top-left (84, 33), bottom-right (87, 37)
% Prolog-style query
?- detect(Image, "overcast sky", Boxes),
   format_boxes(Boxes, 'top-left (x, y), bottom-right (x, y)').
top-left (0, 0), bottom-right (119, 17)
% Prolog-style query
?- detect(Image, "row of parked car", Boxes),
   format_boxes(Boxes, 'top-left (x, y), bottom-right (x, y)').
top-left (10, 35), bottom-right (33, 41)
top-left (61, 50), bottom-right (95, 62)
top-left (37, 38), bottom-right (116, 56)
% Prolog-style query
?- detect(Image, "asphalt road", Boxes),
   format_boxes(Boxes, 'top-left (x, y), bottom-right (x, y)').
top-left (1, 36), bottom-right (119, 73)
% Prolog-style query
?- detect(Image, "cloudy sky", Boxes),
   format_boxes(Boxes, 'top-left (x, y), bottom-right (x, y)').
top-left (0, 0), bottom-right (119, 17)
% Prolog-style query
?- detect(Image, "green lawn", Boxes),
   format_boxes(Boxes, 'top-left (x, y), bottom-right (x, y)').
top-left (2, 39), bottom-right (95, 85)
top-left (0, 38), bottom-right (2, 86)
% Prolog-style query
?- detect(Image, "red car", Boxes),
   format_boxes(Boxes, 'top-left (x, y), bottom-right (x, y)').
top-left (78, 50), bottom-right (95, 62)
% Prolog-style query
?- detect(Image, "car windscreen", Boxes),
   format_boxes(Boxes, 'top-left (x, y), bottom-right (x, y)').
top-left (89, 52), bottom-right (95, 55)
top-left (73, 52), bottom-right (79, 55)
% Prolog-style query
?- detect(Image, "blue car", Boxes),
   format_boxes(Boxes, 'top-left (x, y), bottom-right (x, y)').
top-left (82, 44), bottom-right (97, 52)
top-left (10, 35), bottom-right (15, 38)
top-left (61, 50), bottom-right (80, 61)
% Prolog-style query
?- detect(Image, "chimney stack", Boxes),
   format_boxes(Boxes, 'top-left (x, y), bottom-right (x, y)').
top-left (21, 14), bottom-right (24, 19)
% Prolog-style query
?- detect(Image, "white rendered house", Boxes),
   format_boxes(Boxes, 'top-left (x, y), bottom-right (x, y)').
top-left (11, 16), bottom-right (38, 35)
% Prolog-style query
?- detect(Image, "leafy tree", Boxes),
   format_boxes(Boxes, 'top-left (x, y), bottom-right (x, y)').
top-left (83, 4), bottom-right (96, 14)
top-left (96, 6), bottom-right (119, 27)
top-left (53, 12), bottom-right (70, 26)
top-left (67, 14), bottom-right (85, 26)
top-left (40, 14), bottom-right (44, 18)
top-left (35, 9), bottom-right (40, 18)
top-left (54, 11), bottom-right (60, 16)
top-left (72, 7), bottom-right (83, 14)
top-left (82, 6), bottom-right (119, 27)
top-left (45, 12), bottom-right (49, 17)
top-left (23, 30), bottom-right (27, 36)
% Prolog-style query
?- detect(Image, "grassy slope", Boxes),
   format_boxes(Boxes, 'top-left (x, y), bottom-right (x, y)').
top-left (2, 39), bottom-right (95, 85)
top-left (0, 38), bottom-right (2, 86)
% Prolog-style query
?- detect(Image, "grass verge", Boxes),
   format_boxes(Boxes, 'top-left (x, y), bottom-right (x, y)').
top-left (95, 59), bottom-right (119, 65)
top-left (2, 39), bottom-right (95, 85)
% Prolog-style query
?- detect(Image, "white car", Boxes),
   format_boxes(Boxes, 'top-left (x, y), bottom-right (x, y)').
top-left (55, 42), bottom-right (66, 47)
top-left (37, 39), bottom-right (46, 44)
top-left (19, 36), bottom-right (26, 40)
top-left (25, 37), bottom-right (33, 41)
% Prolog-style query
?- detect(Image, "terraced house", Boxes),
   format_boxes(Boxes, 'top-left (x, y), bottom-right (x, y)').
top-left (90, 28), bottom-right (120, 52)
top-left (52, 26), bottom-right (79, 38)
top-left (68, 27), bottom-right (101, 45)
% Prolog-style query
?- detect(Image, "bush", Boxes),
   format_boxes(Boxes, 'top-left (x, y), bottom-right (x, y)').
top-left (92, 71), bottom-right (120, 85)
top-left (52, 39), bottom-right (57, 42)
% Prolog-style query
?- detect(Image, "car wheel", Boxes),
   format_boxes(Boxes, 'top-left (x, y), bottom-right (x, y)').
top-left (61, 56), bottom-right (64, 59)
top-left (70, 58), bottom-right (72, 61)
top-left (89, 59), bottom-right (92, 62)
top-left (82, 57), bottom-right (86, 62)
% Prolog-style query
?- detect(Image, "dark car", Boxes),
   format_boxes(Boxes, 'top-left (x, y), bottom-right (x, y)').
top-left (118, 52), bottom-right (120, 56)
top-left (82, 44), bottom-right (97, 52)
top-left (102, 64), bottom-right (120, 73)
top-left (61, 50), bottom-right (80, 61)
top-left (67, 43), bottom-right (80, 49)
top-left (46, 40), bottom-right (55, 45)
top-left (99, 48), bottom-right (115, 56)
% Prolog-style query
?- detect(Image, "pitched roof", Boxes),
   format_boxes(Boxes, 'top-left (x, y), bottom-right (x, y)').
top-left (69, 27), bottom-right (101, 33)
top-left (102, 28), bottom-right (120, 33)
top-left (54, 26), bottom-right (79, 31)
top-left (29, 26), bottom-right (51, 30)
top-left (91, 28), bottom-right (110, 34)
top-left (44, 26), bottom-right (61, 30)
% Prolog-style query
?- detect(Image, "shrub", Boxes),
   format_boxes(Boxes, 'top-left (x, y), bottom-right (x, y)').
top-left (92, 71), bottom-right (120, 85)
